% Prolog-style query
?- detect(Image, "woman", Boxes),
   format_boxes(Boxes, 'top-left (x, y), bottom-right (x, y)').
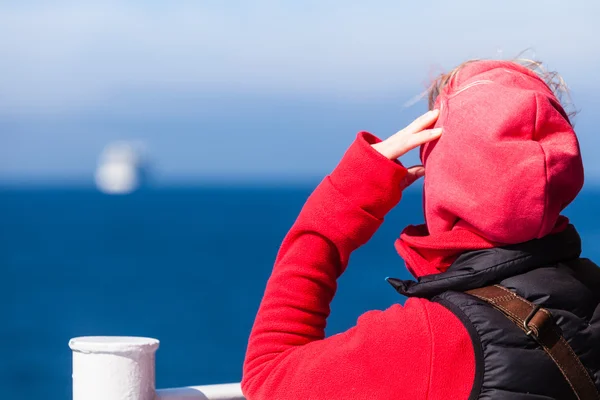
top-left (242, 60), bottom-right (600, 399)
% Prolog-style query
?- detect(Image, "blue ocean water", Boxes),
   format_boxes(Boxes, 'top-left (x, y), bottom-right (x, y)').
top-left (2, 186), bottom-right (600, 399)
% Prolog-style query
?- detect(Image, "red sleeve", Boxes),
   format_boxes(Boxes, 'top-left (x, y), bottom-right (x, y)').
top-left (241, 132), bottom-right (475, 400)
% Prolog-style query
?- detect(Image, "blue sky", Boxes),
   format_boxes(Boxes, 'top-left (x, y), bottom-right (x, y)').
top-left (1, 1), bottom-right (599, 184)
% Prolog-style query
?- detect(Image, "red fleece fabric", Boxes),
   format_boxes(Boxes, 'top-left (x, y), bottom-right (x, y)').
top-left (396, 61), bottom-right (584, 277)
top-left (242, 132), bottom-right (475, 400)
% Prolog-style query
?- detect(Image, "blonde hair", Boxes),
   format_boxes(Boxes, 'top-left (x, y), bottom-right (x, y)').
top-left (427, 59), bottom-right (576, 121)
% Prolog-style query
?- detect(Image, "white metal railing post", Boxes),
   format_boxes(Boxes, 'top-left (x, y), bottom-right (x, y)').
top-left (156, 383), bottom-right (245, 399)
top-left (69, 336), bottom-right (160, 400)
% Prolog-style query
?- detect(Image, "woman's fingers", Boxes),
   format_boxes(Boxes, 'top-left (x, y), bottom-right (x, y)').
top-left (371, 109), bottom-right (442, 160)
top-left (399, 165), bottom-right (426, 191)
top-left (404, 127), bottom-right (443, 151)
top-left (403, 109), bottom-right (440, 134)
top-left (372, 126), bottom-right (442, 160)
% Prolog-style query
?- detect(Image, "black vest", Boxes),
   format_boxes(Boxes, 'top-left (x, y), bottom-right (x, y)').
top-left (388, 225), bottom-right (600, 399)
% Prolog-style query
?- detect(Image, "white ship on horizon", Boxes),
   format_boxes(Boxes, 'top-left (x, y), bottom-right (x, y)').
top-left (94, 141), bottom-right (151, 195)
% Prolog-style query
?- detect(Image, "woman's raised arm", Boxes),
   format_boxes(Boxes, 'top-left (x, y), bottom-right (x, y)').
top-left (242, 111), bottom-right (441, 400)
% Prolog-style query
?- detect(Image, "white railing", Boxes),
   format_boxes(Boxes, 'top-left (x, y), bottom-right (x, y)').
top-left (157, 383), bottom-right (244, 400)
top-left (69, 336), bottom-right (245, 400)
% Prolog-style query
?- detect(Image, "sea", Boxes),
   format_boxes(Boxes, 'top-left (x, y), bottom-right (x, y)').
top-left (2, 185), bottom-right (600, 399)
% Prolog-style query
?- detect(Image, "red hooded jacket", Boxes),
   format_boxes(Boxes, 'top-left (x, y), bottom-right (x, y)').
top-left (242, 61), bottom-right (583, 400)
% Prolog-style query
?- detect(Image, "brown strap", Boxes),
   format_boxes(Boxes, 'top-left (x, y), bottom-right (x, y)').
top-left (466, 285), bottom-right (599, 400)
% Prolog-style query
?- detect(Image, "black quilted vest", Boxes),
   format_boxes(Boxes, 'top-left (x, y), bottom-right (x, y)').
top-left (388, 225), bottom-right (600, 399)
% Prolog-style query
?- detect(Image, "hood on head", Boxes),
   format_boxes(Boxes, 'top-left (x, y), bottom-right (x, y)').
top-left (421, 60), bottom-right (583, 245)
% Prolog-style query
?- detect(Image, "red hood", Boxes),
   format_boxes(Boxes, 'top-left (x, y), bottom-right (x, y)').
top-left (396, 61), bottom-right (584, 277)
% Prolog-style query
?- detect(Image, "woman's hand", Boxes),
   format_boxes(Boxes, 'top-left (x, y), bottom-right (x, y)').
top-left (371, 109), bottom-right (442, 190)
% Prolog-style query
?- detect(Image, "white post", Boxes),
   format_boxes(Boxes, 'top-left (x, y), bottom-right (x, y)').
top-left (69, 336), bottom-right (160, 400)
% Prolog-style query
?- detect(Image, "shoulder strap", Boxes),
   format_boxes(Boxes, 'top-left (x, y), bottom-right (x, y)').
top-left (466, 285), bottom-right (599, 400)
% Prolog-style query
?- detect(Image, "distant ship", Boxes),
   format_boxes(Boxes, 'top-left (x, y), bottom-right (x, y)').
top-left (95, 141), bottom-right (151, 194)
